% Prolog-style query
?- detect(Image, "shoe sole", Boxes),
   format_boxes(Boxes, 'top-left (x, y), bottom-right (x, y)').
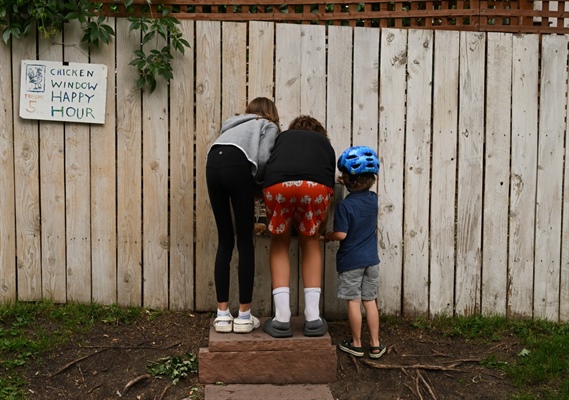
top-left (338, 344), bottom-right (364, 357)
top-left (214, 324), bottom-right (233, 333)
top-left (263, 318), bottom-right (293, 338)
top-left (369, 346), bottom-right (386, 359)
top-left (304, 318), bottom-right (328, 337)
top-left (233, 323), bottom-right (260, 333)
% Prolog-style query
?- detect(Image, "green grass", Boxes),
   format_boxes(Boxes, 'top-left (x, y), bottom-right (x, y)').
top-left (412, 315), bottom-right (569, 399)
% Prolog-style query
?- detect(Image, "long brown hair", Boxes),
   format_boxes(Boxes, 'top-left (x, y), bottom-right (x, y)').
top-left (245, 97), bottom-right (280, 127)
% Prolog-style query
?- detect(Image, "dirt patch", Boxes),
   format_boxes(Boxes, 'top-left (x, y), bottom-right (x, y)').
top-left (24, 312), bottom-right (521, 399)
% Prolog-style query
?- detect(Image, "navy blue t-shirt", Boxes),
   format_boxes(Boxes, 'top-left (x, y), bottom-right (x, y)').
top-left (333, 189), bottom-right (380, 273)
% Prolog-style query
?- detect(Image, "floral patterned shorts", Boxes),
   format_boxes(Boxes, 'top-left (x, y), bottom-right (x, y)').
top-left (263, 180), bottom-right (333, 236)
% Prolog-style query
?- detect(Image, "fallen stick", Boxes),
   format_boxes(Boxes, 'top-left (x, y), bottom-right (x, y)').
top-left (48, 348), bottom-right (110, 378)
top-left (121, 374), bottom-right (151, 396)
top-left (362, 360), bottom-right (463, 372)
top-left (417, 369), bottom-right (437, 399)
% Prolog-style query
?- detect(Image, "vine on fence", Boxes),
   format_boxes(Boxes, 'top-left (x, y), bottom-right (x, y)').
top-left (0, 0), bottom-right (190, 92)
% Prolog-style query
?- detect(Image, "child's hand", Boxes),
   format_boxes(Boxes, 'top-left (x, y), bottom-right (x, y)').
top-left (336, 175), bottom-right (345, 185)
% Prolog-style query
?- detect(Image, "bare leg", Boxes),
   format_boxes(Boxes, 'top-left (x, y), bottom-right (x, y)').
top-left (362, 299), bottom-right (380, 348)
top-left (347, 299), bottom-right (363, 347)
top-left (298, 232), bottom-right (323, 288)
top-left (269, 229), bottom-right (293, 288)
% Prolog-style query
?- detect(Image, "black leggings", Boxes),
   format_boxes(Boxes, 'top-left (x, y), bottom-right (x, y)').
top-left (206, 145), bottom-right (255, 304)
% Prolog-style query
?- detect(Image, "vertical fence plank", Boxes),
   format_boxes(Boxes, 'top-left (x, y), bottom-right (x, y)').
top-left (222, 22), bottom-right (247, 121)
top-left (456, 32), bottom-right (485, 316)
top-left (535, 34), bottom-right (567, 321)
top-left (352, 27), bottom-right (379, 149)
top-left (430, 30), bottom-right (459, 317)
top-left (403, 29), bottom-right (433, 316)
top-left (64, 21), bottom-right (92, 303)
top-left (509, 34), bottom-right (539, 319)
top-left (275, 23), bottom-right (301, 315)
top-left (14, 32), bottom-right (42, 301)
top-left (222, 22), bottom-right (248, 313)
top-left (116, 18), bottom-right (143, 307)
top-left (248, 21), bottom-right (275, 100)
top-left (300, 25), bottom-right (327, 123)
top-left (275, 24), bottom-right (301, 130)
top-left (563, 51), bottom-right (569, 321)
top-left (324, 25), bottom-right (353, 319)
top-left (299, 24), bottom-right (327, 315)
top-left (378, 28), bottom-right (407, 316)
top-left (170, 20), bottom-right (195, 311)
top-left (90, 17), bottom-right (117, 305)
top-left (248, 21), bottom-right (275, 317)
top-left (195, 21), bottom-right (222, 311)
top-left (0, 38), bottom-right (16, 302)
top-left (482, 33), bottom-right (512, 316)
top-left (142, 33), bottom-right (169, 309)
top-left (38, 37), bottom-right (66, 303)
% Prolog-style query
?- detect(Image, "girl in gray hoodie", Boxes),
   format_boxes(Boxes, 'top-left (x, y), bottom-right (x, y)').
top-left (206, 97), bottom-right (280, 333)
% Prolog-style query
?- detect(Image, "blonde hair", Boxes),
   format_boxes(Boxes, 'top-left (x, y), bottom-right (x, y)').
top-left (288, 115), bottom-right (327, 138)
top-left (245, 97), bottom-right (280, 127)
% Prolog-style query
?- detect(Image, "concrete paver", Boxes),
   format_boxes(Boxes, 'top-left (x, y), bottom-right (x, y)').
top-left (205, 384), bottom-right (335, 400)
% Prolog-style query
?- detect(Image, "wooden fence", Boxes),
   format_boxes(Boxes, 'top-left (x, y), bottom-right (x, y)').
top-left (1, 20), bottom-right (569, 322)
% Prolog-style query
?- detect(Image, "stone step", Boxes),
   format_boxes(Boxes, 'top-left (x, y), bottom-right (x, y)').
top-left (205, 384), bottom-right (335, 400)
top-left (199, 317), bottom-right (337, 385)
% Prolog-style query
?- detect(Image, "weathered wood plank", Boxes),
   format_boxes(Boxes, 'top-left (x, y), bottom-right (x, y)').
top-left (169, 20), bottom-right (195, 311)
top-left (0, 33), bottom-right (16, 302)
top-left (90, 17), bottom-right (117, 305)
top-left (509, 34), bottom-right (539, 319)
top-left (142, 30), bottom-right (169, 310)
top-left (195, 21), bottom-right (222, 311)
top-left (403, 29), bottom-right (433, 316)
top-left (249, 21), bottom-right (276, 317)
top-left (378, 28), bottom-right (407, 316)
top-left (275, 23), bottom-right (301, 315)
top-left (534, 34), bottom-right (567, 321)
top-left (248, 21), bottom-right (275, 100)
top-left (455, 32), bottom-right (485, 316)
top-left (37, 36), bottom-right (66, 303)
top-left (482, 32), bottom-right (512, 317)
top-left (116, 18), bottom-right (143, 307)
top-left (324, 25), bottom-right (353, 319)
top-left (430, 30), bottom-right (459, 317)
top-left (64, 21), bottom-right (92, 303)
top-left (13, 30), bottom-right (42, 301)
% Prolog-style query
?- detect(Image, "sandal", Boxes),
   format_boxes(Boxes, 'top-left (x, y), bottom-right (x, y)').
top-left (304, 318), bottom-right (328, 337)
top-left (213, 315), bottom-right (233, 333)
top-left (369, 344), bottom-right (386, 359)
top-left (263, 318), bottom-right (293, 338)
top-left (338, 339), bottom-right (364, 357)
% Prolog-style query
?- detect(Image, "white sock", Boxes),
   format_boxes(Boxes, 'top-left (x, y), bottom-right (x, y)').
top-left (304, 287), bottom-right (321, 322)
top-left (238, 310), bottom-right (251, 320)
top-left (273, 287), bottom-right (291, 323)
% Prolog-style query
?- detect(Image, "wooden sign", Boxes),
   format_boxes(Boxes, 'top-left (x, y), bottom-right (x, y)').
top-left (19, 60), bottom-right (108, 124)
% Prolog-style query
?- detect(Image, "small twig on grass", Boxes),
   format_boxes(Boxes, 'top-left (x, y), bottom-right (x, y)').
top-left (158, 383), bottom-right (173, 400)
top-left (121, 374), bottom-right (151, 396)
top-left (48, 349), bottom-right (110, 378)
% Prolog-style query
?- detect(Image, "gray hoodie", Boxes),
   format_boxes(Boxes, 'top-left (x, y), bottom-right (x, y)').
top-left (208, 114), bottom-right (279, 185)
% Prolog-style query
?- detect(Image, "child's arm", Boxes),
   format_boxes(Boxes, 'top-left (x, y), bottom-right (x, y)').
top-left (324, 231), bottom-right (347, 242)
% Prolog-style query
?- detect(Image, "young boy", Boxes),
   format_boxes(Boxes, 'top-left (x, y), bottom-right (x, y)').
top-left (324, 146), bottom-right (386, 359)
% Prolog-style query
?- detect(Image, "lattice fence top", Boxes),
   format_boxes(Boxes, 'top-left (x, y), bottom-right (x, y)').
top-left (96, 0), bottom-right (569, 33)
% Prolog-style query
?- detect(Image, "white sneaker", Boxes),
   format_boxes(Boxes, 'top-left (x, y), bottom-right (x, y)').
top-left (213, 314), bottom-right (234, 333)
top-left (233, 314), bottom-right (260, 333)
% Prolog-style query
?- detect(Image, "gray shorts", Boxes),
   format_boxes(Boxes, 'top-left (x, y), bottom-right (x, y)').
top-left (337, 264), bottom-right (379, 301)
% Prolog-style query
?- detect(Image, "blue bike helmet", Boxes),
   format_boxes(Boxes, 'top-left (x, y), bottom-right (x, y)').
top-left (337, 146), bottom-right (380, 175)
